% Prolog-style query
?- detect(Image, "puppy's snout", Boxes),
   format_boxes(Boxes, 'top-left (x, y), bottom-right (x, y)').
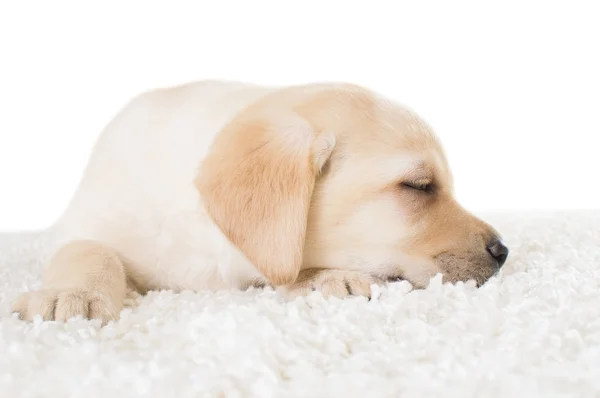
top-left (486, 238), bottom-right (509, 267)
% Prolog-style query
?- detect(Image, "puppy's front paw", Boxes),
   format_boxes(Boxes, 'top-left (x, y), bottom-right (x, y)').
top-left (12, 288), bottom-right (121, 324)
top-left (283, 269), bottom-right (381, 299)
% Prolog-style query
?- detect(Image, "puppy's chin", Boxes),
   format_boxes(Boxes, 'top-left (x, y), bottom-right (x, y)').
top-left (434, 252), bottom-right (501, 288)
top-left (371, 256), bottom-right (441, 290)
top-left (378, 257), bottom-right (500, 290)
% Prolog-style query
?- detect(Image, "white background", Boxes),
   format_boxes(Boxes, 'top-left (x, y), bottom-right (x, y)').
top-left (1, 1), bottom-right (598, 231)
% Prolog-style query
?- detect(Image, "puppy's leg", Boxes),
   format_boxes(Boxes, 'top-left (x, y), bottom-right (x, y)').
top-left (280, 269), bottom-right (384, 299)
top-left (12, 240), bottom-right (128, 324)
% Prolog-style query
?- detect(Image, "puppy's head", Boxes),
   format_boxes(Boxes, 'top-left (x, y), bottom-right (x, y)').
top-left (196, 83), bottom-right (508, 288)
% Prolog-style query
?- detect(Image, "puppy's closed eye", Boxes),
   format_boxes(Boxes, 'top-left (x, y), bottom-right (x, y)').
top-left (401, 179), bottom-right (435, 194)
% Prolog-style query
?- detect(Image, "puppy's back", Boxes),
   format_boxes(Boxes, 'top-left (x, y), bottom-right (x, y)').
top-left (50, 81), bottom-right (273, 283)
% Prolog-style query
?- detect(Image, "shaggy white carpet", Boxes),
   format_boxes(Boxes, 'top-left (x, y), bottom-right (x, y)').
top-left (1, 211), bottom-right (600, 398)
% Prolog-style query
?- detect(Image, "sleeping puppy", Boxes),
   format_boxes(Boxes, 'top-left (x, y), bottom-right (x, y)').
top-left (12, 80), bottom-right (508, 324)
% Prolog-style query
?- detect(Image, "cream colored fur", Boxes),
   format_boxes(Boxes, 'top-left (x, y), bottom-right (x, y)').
top-left (12, 80), bottom-right (506, 323)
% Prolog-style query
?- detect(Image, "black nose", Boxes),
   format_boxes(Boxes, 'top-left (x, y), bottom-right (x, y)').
top-left (486, 239), bottom-right (509, 267)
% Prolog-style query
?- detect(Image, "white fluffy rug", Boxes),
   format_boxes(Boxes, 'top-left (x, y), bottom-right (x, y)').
top-left (1, 211), bottom-right (600, 398)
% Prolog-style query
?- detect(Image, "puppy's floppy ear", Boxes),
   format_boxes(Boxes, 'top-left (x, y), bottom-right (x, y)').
top-left (195, 111), bottom-right (335, 286)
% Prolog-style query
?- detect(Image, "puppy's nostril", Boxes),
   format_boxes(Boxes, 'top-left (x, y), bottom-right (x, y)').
top-left (486, 239), bottom-right (509, 267)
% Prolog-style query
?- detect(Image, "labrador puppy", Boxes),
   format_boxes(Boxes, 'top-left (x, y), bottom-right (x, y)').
top-left (12, 80), bottom-right (508, 324)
